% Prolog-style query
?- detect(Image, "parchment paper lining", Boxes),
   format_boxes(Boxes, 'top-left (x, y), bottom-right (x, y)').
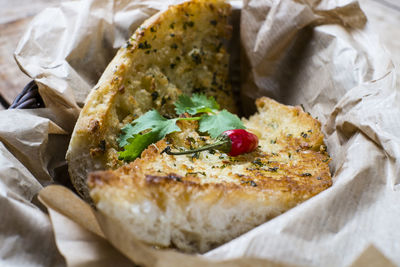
top-left (1, 0), bottom-right (399, 266)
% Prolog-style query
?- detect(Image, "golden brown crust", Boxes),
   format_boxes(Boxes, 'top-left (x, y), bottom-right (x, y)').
top-left (89, 139), bottom-right (331, 207)
top-left (66, 0), bottom-right (234, 200)
top-left (88, 96), bottom-right (332, 252)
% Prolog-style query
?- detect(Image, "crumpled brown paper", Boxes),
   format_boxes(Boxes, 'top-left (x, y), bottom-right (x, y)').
top-left (2, 0), bottom-right (399, 266)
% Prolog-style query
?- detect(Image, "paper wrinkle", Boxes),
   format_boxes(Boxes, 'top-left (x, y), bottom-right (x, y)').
top-left (0, 142), bottom-right (42, 202)
top-left (0, 143), bottom-right (64, 266)
top-left (350, 245), bottom-right (398, 267)
top-left (0, 195), bottom-right (64, 267)
top-left (240, 1), bottom-right (369, 118)
top-left (45, 207), bottom-right (132, 267)
top-left (0, 111), bottom-right (69, 264)
top-left (0, 109), bottom-right (69, 185)
top-left (1, 0), bottom-right (399, 266)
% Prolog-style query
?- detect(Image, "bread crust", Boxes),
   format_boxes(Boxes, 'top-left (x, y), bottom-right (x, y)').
top-left (66, 0), bottom-right (234, 200)
top-left (67, 0), bottom-right (332, 252)
top-left (88, 97), bottom-right (332, 253)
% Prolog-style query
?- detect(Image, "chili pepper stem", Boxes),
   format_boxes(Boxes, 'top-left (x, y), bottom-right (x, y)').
top-left (164, 135), bottom-right (231, 155)
top-left (177, 117), bottom-right (201, 121)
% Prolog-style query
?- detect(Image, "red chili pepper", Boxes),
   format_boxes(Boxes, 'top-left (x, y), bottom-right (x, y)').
top-left (163, 129), bottom-right (259, 156)
top-left (223, 129), bottom-right (259, 156)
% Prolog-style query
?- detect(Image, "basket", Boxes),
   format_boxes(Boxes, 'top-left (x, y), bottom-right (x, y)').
top-left (1, 81), bottom-right (45, 109)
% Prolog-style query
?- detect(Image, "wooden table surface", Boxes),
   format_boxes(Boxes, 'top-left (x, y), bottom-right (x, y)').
top-left (0, 0), bottom-right (63, 109)
top-left (0, 0), bottom-right (399, 110)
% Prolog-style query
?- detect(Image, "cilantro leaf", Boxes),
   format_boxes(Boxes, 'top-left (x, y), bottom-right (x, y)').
top-left (174, 93), bottom-right (219, 115)
top-left (199, 109), bottom-right (245, 138)
top-left (191, 94), bottom-right (220, 111)
top-left (174, 95), bottom-right (193, 115)
top-left (118, 131), bottom-right (159, 162)
top-left (118, 110), bottom-right (181, 161)
top-left (118, 110), bottom-right (180, 146)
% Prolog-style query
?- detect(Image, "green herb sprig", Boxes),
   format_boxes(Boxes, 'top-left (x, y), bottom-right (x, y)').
top-left (118, 93), bottom-right (244, 162)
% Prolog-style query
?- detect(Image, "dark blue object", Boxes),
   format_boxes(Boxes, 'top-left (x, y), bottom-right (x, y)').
top-left (6, 81), bottom-right (45, 109)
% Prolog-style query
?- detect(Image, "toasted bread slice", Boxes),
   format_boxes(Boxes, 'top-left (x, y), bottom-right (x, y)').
top-left (66, 0), bottom-right (234, 200)
top-left (88, 97), bottom-right (332, 253)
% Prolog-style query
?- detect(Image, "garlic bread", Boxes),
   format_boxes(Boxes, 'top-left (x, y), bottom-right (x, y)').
top-left (66, 0), bottom-right (234, 200)
top-left (88, 97), bottom-right (332, 253)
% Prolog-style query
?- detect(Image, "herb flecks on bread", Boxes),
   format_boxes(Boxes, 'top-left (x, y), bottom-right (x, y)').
top-left (67, 0), bottom-right (332, 253)
top-left (66, 0), bottom-right (234, 201)
top-left (88, 97), bottom-right (332, 253)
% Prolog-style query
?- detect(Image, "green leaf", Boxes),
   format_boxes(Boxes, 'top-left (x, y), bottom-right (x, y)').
top-left (118, 131), bottom-right (159, 162)
top-left (191, 94), bottom-right (220, 111)
top-left (118, 95), bottom-right (244, 161)
top-left (174, 95), bottom-right (193, 115)
top-left (174, 93), bottom-right (219, 115)
top-left (118, 110), bottom-right (181, 161)
top-left (199, 109), bottom-right (245, 138)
